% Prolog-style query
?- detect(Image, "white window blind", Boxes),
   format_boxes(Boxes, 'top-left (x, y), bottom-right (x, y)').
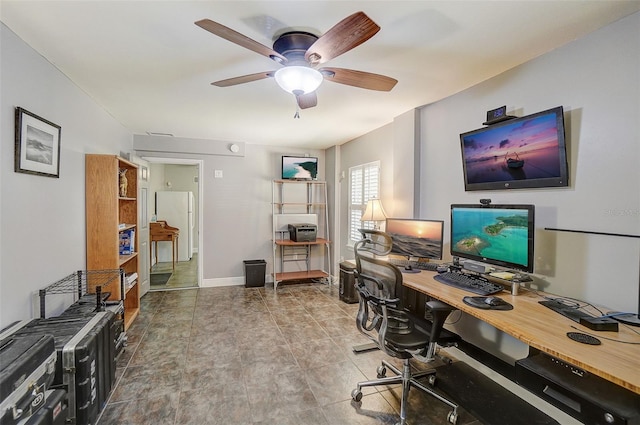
top-left (348, 161), bottom-right (381, 244)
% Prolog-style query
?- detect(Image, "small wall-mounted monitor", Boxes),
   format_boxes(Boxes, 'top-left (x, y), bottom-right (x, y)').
top-left (282, 156), bottom-right (318, 180)
top-left (386, 218), bottom-right (444, 260)
top-left (459, 106), bottom-right (568, 191)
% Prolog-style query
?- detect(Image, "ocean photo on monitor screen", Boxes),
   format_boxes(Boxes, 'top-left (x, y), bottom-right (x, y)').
top-left (282, 157), bottom-right (318, 179)
top-left (387, 220), bottom-right (443, 259)
top-left (452, 208), bottom-right (528, 267)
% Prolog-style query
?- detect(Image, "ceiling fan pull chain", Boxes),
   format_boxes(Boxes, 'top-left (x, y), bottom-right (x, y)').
top-left (294, 96), bottom-right (301, 119)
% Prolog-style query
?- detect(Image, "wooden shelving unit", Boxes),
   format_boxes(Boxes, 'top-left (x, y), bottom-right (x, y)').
top-left (85, 154), bottom-right (140, 330)
top-left (272, 180), bottom-right (331, 289)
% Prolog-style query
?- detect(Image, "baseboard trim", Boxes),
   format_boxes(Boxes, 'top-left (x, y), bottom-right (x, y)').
top-left (201, 276), bottom-right (244, 287)
top-left (201, 275), bottom-right (273, 288)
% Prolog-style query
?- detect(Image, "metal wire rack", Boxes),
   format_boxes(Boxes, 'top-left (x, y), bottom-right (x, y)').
top-left (38, 269), bottom-right (123, 318)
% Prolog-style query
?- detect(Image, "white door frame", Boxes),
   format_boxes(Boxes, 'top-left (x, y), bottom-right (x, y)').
top-left (142, 156), bottom-right (204, 288)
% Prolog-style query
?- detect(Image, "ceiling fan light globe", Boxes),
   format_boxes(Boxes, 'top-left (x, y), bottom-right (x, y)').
top-left (274, 66), bottom-right (323, 94)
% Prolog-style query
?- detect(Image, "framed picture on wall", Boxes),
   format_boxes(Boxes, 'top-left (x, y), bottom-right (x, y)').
top-left (15, 107), bottom-right (62, 178)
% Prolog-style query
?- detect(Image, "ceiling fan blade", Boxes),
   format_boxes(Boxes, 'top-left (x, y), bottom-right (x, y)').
top-left (320, 67), bottom-right (397, 91)
top-left (304, 11), bottom-right (380, 65)
top-left (195, 19), bottom-right (287, 63)
top-left (296, 92), bottom-right (318, 109)
top-left (212, 72), bottom-right (274, 87)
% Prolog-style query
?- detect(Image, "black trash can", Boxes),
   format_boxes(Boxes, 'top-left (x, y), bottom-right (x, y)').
top-left (243, 260), bottom-right (266, 288)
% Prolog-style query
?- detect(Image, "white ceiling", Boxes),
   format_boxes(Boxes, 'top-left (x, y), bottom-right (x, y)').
top-left (2, 1), bottom-right (639, 149)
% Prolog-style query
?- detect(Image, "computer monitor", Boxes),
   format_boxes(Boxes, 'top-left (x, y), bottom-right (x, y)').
top-left (450, 204), bottom-right (535, 273)
top-left (385, 218), bottom-right (444, 260)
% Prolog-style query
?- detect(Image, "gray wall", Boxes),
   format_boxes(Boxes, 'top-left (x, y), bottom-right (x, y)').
top-left (338, 12), bottom-right (640, 362)
top-left (0, 23), bottom-right (133, 324)
top-left (134, 136), bottom-right (326, 285)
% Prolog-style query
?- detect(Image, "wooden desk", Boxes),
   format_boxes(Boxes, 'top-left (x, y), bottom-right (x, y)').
top-left (403, 271), bottom-right (640, 394)
top-left (149, 220), bottom-right (179, 270)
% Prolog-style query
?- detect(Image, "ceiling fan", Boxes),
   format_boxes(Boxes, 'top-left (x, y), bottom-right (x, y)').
top-left (195, 12), bottom-right (397, 112)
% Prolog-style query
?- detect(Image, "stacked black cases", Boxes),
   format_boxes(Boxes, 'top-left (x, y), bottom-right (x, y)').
top-left (0, 334), bottom-right (56, 425)
top-left (14, 311), bottom-right (115, 425)
top-left (61, 294), bottom-right (124, 373)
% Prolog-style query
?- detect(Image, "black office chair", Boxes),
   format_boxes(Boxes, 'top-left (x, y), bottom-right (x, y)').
top-left (351, 230), bottom-right (460, 425)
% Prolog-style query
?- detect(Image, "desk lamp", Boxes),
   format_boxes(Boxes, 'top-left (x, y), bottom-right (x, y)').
top-left (361, 198), bottom-right (387, 230)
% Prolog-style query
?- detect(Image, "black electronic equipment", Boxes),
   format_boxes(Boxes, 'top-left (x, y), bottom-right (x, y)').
top-left (339, 262), bottom-right (358, 304)
top-left (579, 316), bottom-right (619, 332)
top-left (516, 353), bottom-right (640, 425)
top-left (434, 271), bottom-right (504, 296)
top-left (388, 258), bottom-right (440, 272)
top-left (483, 105), bottom-right (517, 125)
top-left (539, 299), bottom-right (593, 322)
top-left (460, 106), bottom-right (568, 191)
top-left (288, 223), bottom-right (317, 242)
top-left (539, 299), bottom-right (619, 331)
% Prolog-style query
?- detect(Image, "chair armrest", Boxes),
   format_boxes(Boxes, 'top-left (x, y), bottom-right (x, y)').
top-left (426, 300), bottom-right (456, 313)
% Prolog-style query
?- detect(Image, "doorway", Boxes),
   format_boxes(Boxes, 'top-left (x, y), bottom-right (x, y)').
top-left (143, 157), bottom-right (204, 291)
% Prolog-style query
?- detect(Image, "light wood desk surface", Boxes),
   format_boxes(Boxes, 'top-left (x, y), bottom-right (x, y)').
top-left (403, 271), bottom-right (640, 394)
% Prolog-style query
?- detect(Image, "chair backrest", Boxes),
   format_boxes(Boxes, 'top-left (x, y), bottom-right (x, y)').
top-left (354, 230), bottom-right (414, 358)
top-left (355, 229), bottom-right (393, 257)
top-left (353, 230), bottom-right (459, 360)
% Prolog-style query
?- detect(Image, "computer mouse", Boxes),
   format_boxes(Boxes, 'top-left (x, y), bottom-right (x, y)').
top-left (484, 296), bottom-right (505, 307)
top-left (404, 264), bottom-right (413, 271)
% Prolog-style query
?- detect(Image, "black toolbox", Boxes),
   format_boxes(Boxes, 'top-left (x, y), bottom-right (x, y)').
top-left (12, 311), bottom-right (115, 425)
top-left (0, 333), bottom-right (56, 425)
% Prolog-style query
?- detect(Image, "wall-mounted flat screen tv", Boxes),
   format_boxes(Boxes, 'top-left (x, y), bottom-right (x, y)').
top-left (459, 106), bottom-right (568, 191)
top-left (281, 156), bottom-right (318, 180)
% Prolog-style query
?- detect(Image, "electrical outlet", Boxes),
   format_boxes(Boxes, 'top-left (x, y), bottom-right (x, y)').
top-left (214, 170), bottom-right (223, 178)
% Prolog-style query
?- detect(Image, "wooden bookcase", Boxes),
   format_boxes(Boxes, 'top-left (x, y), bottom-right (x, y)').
top-left (85, 154), bottom-right (140, 330)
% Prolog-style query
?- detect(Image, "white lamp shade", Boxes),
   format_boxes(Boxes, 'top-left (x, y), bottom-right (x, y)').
top-left (362, 198), bottom-right (387, 223)
top-left (274, 66), bottom-right (323, 94)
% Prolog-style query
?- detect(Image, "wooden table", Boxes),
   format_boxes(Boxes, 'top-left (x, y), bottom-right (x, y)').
top-left (403, 270), bottom-right (640, 394)
top-left (149, 220), bottom-right (179, 270)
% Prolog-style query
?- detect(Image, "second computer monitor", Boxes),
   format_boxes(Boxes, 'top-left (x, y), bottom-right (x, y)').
top-left (385, 218), bottom-right (444, 260)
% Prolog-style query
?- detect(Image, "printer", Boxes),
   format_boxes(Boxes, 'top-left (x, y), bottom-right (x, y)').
top-left (288, 223), bottom-right (317, 242)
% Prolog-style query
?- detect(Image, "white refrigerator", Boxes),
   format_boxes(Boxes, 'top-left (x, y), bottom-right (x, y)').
top-left (155, 191), bottom-right (193, 262)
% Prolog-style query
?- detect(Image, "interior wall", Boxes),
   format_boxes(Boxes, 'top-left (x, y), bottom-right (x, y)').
top-left (0, 23), bottom-right (133, 326)
top-left (337, 122), bottom-right (395, 262)
top-left (419, 12), bottom-right (639, 361)
top-left (134, 136), bottom-right (326, 284)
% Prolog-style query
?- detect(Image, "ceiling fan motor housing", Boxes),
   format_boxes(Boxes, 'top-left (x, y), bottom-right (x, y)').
top-left (273, 32), bottom-right (319, 63)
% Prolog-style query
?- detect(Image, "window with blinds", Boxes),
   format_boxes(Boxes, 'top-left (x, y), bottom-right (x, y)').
top-left (348, 161), bottom-right (381, 244)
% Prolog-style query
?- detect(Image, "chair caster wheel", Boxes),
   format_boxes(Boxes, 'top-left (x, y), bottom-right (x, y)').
top-left (428, 375), bottom-right (437, 386)
top-left (447, 411), bottom-right (458, 424)
top-left (351, 388), bottom-right (363, 402)
top-left (376, 365), bottom-right (387, 378)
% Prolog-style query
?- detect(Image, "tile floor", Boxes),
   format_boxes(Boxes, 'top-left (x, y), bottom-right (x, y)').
top-left (97, 281), bottom-right (482, 425)
top-left (149, 253), bottom-right (198, 290)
